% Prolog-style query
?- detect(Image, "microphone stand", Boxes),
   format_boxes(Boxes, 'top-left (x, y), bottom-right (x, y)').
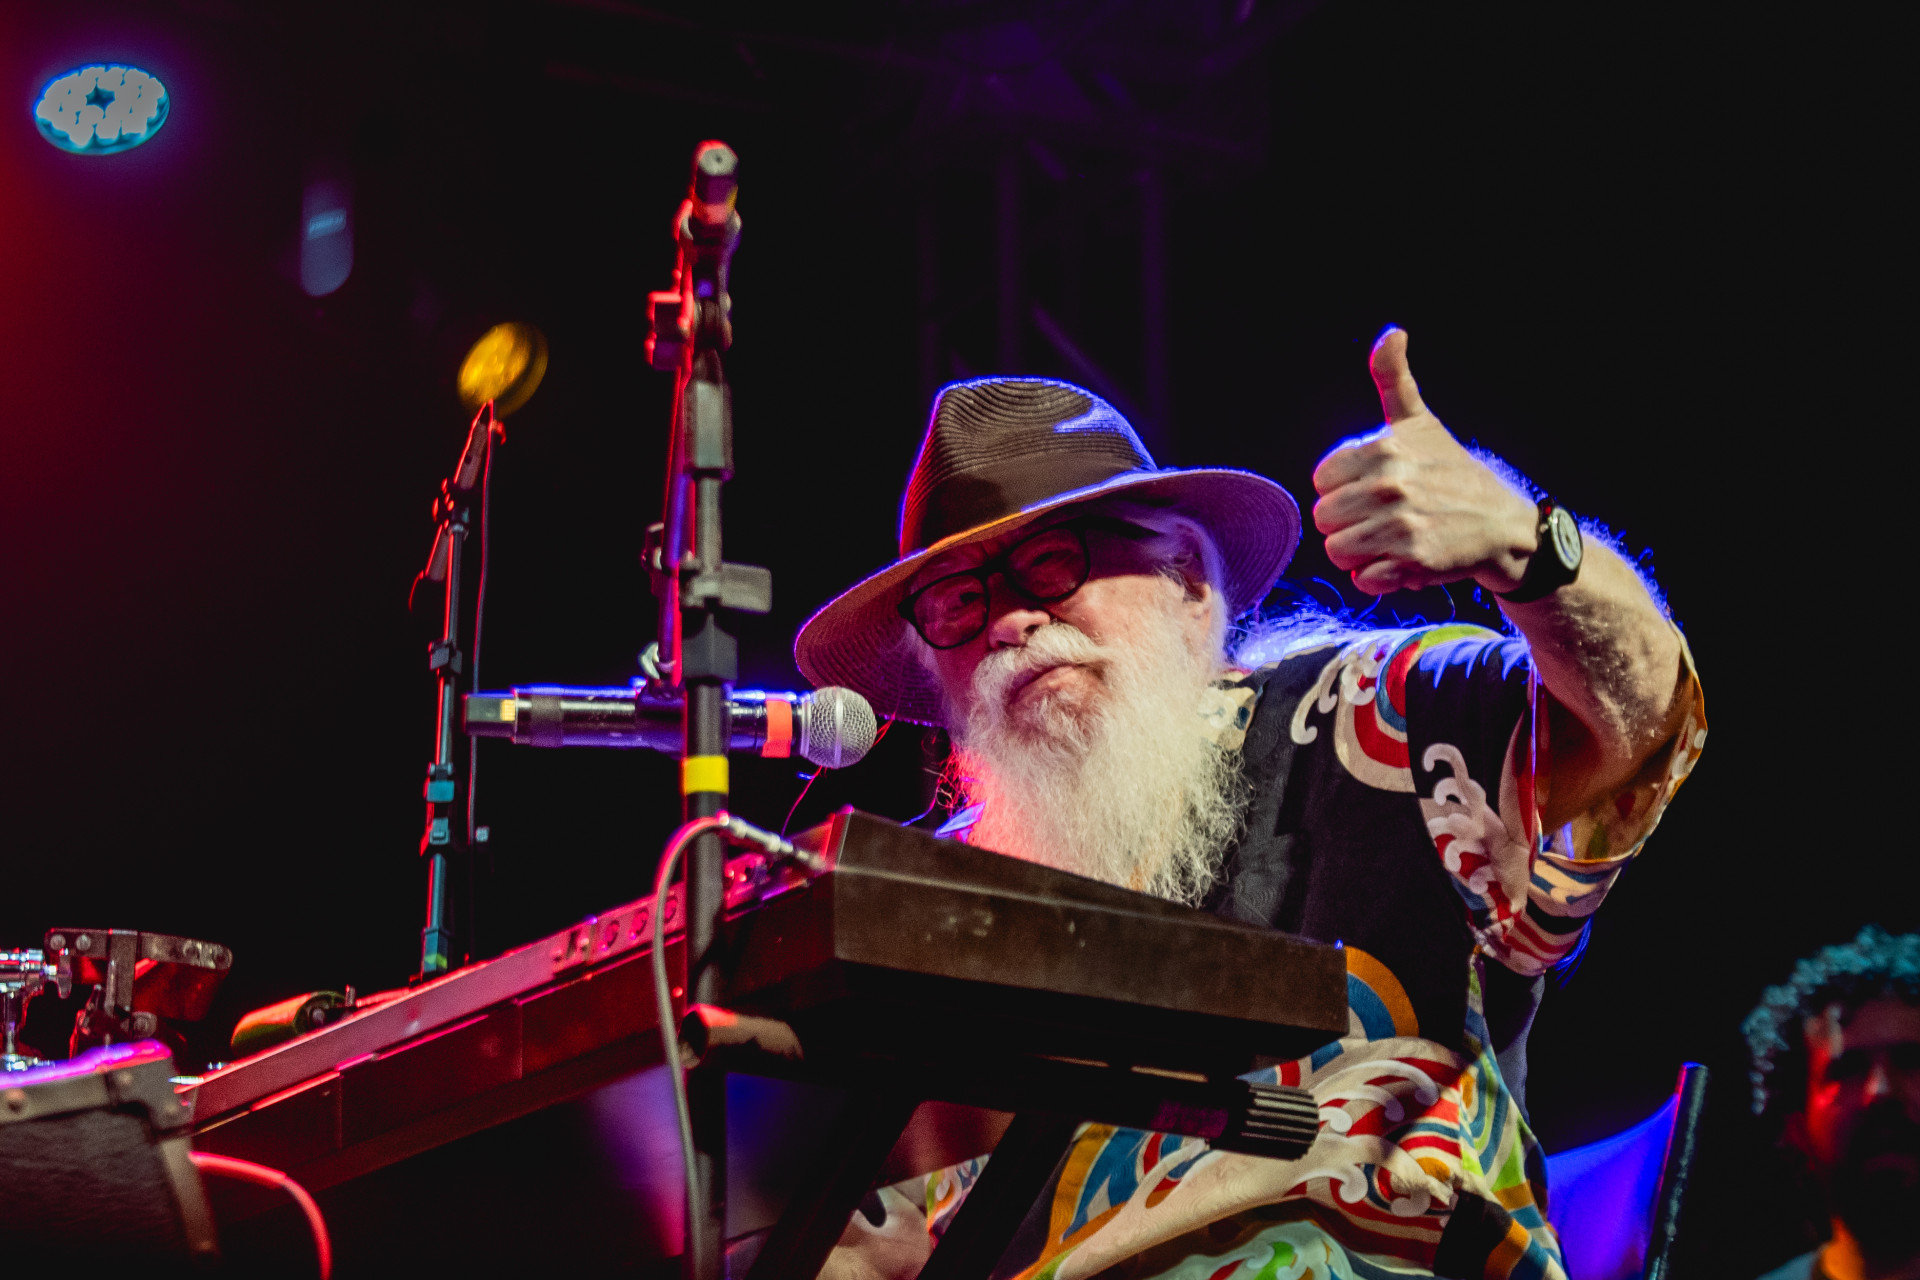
top-left (416, 401), bottom-right (499, 981)
top-left (645, 141), bottom-right (770, 1280)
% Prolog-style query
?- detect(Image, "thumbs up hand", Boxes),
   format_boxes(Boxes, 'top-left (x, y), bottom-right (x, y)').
top-left (1311, 328), bottom-right (1541, 597)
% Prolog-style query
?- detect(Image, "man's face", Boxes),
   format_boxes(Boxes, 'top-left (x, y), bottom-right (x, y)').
top-left (910, 513), bottom-right (1241, 902)
top-left (911, 517), bottom-right (1216, 731)
top-left (1797, 994), bottom-right (1920, 1255)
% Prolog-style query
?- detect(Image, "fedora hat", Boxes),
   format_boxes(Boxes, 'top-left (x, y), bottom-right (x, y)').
top-left (793, 377), bottom-right (1300, 726)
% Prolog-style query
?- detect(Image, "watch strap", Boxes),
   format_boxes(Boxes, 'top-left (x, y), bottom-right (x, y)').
top-left (1498, 499), bottom-right (1581, 605)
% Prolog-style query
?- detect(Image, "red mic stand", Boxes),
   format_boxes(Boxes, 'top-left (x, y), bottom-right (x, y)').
top-left (646, 140), bottom-right (770, 1280)
top-left (415, 400), bottom-right (500, 981)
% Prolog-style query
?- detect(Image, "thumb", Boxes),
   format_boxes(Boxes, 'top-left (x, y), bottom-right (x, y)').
top-left (1369, 327), bottom-right (1429, 425)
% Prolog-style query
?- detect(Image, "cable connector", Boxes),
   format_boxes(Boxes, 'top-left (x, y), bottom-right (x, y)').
top-left (718, 812), bottom-right (824, 872)
top-left (718, 814), bottom-right (791, 858)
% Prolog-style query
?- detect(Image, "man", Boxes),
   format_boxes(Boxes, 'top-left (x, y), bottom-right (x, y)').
top-left (794, 329), bottom-right (1706, 1278)
top-left (1747, 928), bottom-right (1920, 1280)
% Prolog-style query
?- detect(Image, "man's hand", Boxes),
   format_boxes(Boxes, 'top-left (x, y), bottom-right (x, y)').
top-left (1313, 326), bottom-right (1691, 826)
top-left (1312, 328), bottom-right (1539, 597)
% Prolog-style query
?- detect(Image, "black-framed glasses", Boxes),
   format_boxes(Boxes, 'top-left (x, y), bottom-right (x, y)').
top-left (896, 521), bottom-right (1105, 649)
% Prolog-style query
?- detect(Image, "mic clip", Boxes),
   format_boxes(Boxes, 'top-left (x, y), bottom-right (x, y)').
top-left (427, 640), bottom-right (463, 676)
top-left (643, 524), bottom-right (770, 615)
top-left (682, 563), bottom-right (771, 614)
top-left (646, 290), bottom-right (687, 371)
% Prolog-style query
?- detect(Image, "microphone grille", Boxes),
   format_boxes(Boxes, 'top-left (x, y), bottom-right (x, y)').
top-left (796, 687), bottom-right (878, 769)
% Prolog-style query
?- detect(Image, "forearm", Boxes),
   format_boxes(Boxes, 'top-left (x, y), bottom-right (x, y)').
top-left (1312, 327), bottom-right (1693, 818)
top-left (1496, 535), bottom-right (1687, 821)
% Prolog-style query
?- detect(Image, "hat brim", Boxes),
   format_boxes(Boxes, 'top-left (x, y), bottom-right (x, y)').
top-left (793, 467), bottom-right (1301, 727)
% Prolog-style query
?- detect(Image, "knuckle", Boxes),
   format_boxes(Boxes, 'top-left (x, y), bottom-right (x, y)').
top-left (1378, 512), bottom-right (1418, 548)
top-left (1371, 477), bottom-right (1410, 505)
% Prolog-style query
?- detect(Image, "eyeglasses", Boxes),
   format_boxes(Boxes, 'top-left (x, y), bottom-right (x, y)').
top-left (897, 521), bottom-right (1102, 649)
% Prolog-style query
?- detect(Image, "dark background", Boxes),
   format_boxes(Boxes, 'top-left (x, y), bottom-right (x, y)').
top-left (0, 1), bottom-right (1901, 1274)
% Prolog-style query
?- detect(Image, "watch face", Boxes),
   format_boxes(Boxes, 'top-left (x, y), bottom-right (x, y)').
top-left (1547, 507), bottom-right (1583, 571)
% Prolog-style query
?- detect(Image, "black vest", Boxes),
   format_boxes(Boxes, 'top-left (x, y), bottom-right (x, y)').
top-left (1203, 652), bottom-right (1546, 1115)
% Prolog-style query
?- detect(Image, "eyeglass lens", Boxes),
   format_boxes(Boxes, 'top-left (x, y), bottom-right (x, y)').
top-left (909, 525), bottom-right (1091, 648)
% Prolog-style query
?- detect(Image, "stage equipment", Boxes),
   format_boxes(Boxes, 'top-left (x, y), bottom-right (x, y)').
top-left (458, 321), bottom-right (549, 418)
top-left (34, 65), bottom-right (169, 155)
top-left (190, 1152), bottom-right (334, 1278)
top-left (301, 177), bottom-right (353, 298)
top-left (2, 949), bottom-right (56, 1071)
top-left (1545, 1063), bottom-right (1709, 1280)
top-left (464, 684), bottom-right (876, 767)
top-left (642, 138), bottom-right (770, 1278)
top-left (230, 989), bottom-right (357, 1057)
top-left (180, 810), bottom-right (1345, 1277)
top-left (36, 927), bottom-right (232, 1058)
top-left (0, 1040), bottom-right (217, 1268)
top-left (414, 324), bottom-right (547, 981)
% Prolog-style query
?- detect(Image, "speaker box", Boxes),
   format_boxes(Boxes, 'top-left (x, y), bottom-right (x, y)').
top-left (0, 1040), bottom-right (217, 1269)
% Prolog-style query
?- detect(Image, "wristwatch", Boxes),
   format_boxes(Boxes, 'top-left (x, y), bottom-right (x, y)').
top-left (1499, 499), bottom-right (1582, 604)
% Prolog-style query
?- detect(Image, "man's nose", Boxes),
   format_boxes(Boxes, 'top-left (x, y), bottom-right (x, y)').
top-left (1865, 1057), bottom-right (1895, 1100)
top-left (985, 577), bottom-right (1053, 650)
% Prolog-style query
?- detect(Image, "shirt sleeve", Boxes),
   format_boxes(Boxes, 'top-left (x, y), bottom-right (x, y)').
top-left (1385, 623), bottom-right (1706, 976)
top-left (1513, 626), bottom-right (1706, 974)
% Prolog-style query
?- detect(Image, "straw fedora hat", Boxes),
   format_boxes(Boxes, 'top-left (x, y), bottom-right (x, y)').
top-left (793, 377), bottom-right (1300, 726)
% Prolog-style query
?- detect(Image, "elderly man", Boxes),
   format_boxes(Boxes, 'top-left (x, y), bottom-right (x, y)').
top-left (1747, 928), bottom-right (1920, 1280)
top-left (794, 329), bottom-right (1706, 1279)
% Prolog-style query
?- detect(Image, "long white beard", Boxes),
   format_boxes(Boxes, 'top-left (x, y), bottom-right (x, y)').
top-left (941, 597), bottom-right (1247, 905)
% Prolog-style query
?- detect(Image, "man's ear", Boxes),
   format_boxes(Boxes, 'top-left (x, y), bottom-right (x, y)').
top-left (1171, 530), bottom-right (1212, 603)
top-left (1178, 562), bottom-right (1211, 603)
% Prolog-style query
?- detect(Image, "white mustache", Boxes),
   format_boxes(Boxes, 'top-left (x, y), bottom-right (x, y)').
top-left (944, 600), bottom-right (1245, 907)
top-left (969, 623), bottom-right (1109, 714)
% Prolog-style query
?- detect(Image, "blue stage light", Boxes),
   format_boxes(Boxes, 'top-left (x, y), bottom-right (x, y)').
top-left (300, 178), bottom-right (353, 297)
top-left (34, 65), bottom-right (169, 155)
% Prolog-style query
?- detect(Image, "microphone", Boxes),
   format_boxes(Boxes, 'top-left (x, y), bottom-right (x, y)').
top-left (464, 684), bottom-right (877, 769)
top-left (688, 141), bottom-right (738, 230)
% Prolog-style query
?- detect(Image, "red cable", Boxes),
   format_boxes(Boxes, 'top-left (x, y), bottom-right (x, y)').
top-left (190, 1150), bottom-right (333, 1279)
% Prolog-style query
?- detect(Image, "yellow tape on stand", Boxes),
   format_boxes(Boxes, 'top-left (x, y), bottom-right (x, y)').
top-left (680, 755), bottom-right (729, 795)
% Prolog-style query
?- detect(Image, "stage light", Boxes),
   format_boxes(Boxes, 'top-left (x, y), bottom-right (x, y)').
top-left (458, 323), bottom-right (549, 415)
top-left (300, 178), bottom-right (353, 298)
top-left (34, 65), bottom-right (168, 155)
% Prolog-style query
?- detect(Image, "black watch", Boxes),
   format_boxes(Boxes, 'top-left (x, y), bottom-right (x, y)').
top-left (1498, 499), bottom-right (1582, 604)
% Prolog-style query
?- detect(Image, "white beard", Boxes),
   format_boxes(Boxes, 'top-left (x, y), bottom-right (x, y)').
top-left (940, 594), bottom-right (1247, 905)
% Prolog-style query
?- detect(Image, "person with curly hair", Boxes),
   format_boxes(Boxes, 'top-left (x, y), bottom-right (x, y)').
top-left (1746, 926), bottom-right (1920, 1280)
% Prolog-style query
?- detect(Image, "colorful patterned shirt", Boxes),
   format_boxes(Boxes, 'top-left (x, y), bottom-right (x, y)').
top-left (923, 624), bottom-right (1707, 1280)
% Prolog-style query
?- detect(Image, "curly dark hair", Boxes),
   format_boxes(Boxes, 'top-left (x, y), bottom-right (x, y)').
top-left (1743, 925), bottom-right (1920, 1123)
